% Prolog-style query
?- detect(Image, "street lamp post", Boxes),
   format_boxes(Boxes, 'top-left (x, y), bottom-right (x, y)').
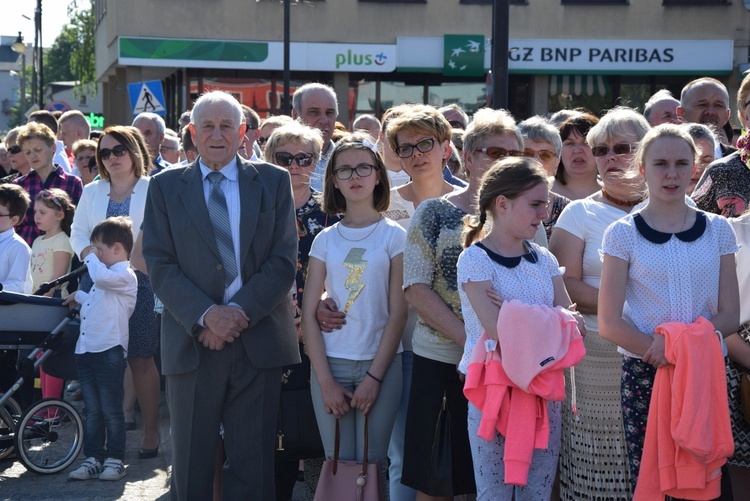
top-left (12, 32), bottom-right (26, 122)
top-left (491, 0), bottom-right (509, 110)
top-left (35, 0), bottom-right (44, 108)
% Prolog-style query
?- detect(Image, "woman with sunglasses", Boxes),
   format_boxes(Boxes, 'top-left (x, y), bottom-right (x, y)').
top-left (2, 128), bottom-right (30, 183)
top-left (71, 125), bottom-right (162, 461)
top-left (553, 113), bottom-right (601, 201)
top-left (263, 121), bottom-right (340, 499)
top-left (519, 116), bottom-right (569, 240)
top-left (257, 115), bottom-right (294, 154)
top-left (549, 107), bottom-right (650, 501)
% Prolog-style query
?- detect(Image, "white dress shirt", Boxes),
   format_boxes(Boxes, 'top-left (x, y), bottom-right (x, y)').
top-left (200, 159), bottom-right (242, 305)
top-left (74, 255), bottom-right (137, 355)
top-left (0, 227), bottom-right (33, 293)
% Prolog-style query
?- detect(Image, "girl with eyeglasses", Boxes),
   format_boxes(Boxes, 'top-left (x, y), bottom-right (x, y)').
top-left (302, 133), bottom-right (406, 487)
top-left (549, 107), bottom-right (651, 500)
top-left (553, 113), bottom-right (602, 201)
top-left (71, 125), bottom-right (161, 461)
top-left (263, 121), bottom-right (340, 499)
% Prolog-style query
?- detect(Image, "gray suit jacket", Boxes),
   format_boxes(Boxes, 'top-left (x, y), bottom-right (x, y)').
top-left (142, 156), bottom-right (300, 375)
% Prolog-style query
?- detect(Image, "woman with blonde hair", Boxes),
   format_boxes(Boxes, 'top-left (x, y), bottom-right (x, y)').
top-left (550, 106), bottom-right (650, 500)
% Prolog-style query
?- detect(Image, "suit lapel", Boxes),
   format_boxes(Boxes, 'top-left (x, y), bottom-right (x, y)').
top-left (237, 158), bottom-right (262, 265)
top-left (178, 161), bottom-right (222, 261)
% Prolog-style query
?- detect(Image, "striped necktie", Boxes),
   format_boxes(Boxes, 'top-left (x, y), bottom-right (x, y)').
top-left (206, 171), bottom-right (237, 287)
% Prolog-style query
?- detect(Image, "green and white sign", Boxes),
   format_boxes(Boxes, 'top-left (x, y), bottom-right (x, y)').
top-left (119, 37), bottom-right (396, 73)
top-left (443, 35), bottom-right (485, 77)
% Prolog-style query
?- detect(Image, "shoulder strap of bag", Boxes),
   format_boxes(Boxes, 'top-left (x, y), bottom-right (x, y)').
top-left (332, 414), bottom-right (370, 477)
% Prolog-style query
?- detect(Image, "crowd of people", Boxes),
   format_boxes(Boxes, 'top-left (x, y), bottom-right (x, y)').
top-left (1, 74), bottom-right (750, 501)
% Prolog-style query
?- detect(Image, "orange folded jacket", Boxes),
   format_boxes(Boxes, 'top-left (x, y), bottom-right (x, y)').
top-left (634, 317), bottom-right (734, 501)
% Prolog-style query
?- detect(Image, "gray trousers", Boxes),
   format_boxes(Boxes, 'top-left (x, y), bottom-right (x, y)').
top-left (166, 340), bottom-right (282, 501)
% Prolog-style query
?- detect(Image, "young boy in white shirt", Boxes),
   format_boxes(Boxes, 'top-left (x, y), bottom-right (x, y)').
top-left (0, 184), bottom-right (32, 293)
top-left (64, 216), bottom-right (138, 481)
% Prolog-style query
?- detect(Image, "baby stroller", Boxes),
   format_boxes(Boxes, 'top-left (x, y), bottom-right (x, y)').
top-left (0, 266), bottom-right (86, 474)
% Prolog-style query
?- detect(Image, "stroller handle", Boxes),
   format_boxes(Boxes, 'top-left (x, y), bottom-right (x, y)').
top-left (34, 264), bottom-right (88, 296)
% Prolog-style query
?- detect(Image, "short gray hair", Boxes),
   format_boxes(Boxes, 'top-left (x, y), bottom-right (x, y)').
top-left (643, 89), bottom-right (679, 122)
top-left (292, 83), bottom-right (338, 116)
top-left (463, 108), bottom-right (522, 156)
top-left (587, 106), bottom-right (650, 146)
top-left (518, 116), bottom-right (562, 157)
top-left (190, 91), bottom-right (243, 128)
top-left (264, 122), bottom-right (324, 165)
top-left (132, 112), bottom-right (166, 136)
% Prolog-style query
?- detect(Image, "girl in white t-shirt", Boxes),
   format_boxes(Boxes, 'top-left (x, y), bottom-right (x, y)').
top-left (457, 157), bottom-right (584, 500)
top-left (599, 124), bottom-right (740, 495)
top-left (30, 188), bottom-right (75, 401)
top-left (302, 134), bottom-right (407, 475)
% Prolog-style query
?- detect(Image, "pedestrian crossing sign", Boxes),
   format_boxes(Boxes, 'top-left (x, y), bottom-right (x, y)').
top-left (129, 80), bottom-right (166, 116)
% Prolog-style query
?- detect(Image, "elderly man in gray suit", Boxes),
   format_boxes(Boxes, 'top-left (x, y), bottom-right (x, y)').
top-left (143, 91), bottom-right (299, 500)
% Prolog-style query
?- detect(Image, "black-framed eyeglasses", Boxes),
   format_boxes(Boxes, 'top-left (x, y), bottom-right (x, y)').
top-left (0, 213), bottom-right (12, 218)
top-left (99, 144), bottom-right (129, 161)
top-left (591, 143), bottom-right (637, 157)
top-left (448, 120), bottom-right (465, 129)
top-left (333, 164), bottom-right (375, 180)
top-left (524, 149), bottom-right (556, 163)
top-left (395, 138), bottom-right (436, 158)
top-left (257, 136), bottom-right (270, 147)
top-left (274, 151), bottom-right (314, 168)
top-left (7, 145), bottom-right (21, 155)
top-left (476, 146), bottom-right (526, 159)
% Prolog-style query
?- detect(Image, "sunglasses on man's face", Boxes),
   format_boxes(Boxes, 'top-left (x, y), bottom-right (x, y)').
top-left (524, 149), bottom-right (557, 163)
top-left (7, 145), bottom-right (22, 155)
top-left (99, 144), bottom-right (129, 161)
top-left (448, 120), bottom-right (465, 129)
top-left (274, 151), bottom-right (314, 168)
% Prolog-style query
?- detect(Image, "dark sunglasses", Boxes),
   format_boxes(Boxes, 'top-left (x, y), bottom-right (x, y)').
top-left (99, 144), bottom-right (129, 161)
top-left (275, 151), bottom-right (314, 168)
top-left (591, 143), bottom-right (636, 157)
top-left (395, 138), bottom-right (436, 158)
top-left (257, 136), bottom-right (270, 147)
top-left (334, 164), bottom-right (375, 180)
top-left (524, 149), bottom-right (557, 163)
top-left (448, 120), bottom-right (465, 129)
top-left (476, 146), bottom-right (526, 159)
top-left (8, 145), bottom-right (22, 155)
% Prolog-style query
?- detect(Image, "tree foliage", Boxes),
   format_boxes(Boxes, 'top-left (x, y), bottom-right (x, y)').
top-left (44, 0), bottom-right (95, 97)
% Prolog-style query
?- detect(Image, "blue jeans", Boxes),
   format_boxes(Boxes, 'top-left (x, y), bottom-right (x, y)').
top-left (311, 354), bottom-right (402, 467)
top-left (76, 346), bottom-right (127, 461)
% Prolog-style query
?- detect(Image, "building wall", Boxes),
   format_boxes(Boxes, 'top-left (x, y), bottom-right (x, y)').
top-left (94, 0), bottom-right (750, 123)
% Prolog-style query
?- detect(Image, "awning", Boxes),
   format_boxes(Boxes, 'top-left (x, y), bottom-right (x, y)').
top-left (549, 75), bottom-right (609, 97)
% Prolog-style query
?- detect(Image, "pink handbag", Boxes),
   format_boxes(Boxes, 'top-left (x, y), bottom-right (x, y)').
top-left (313, 415), bottom-right (385, 501)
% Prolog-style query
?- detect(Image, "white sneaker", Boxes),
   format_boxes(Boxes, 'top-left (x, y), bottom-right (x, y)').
top-left (99, 458), bottom-right (126, 481)
top-left (68, 457), bottom-right (102, 480)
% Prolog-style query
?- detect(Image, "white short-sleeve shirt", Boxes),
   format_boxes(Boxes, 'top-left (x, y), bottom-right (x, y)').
top-left (601, 210), bottom-right (738, 358)
top-left (457, 241), bottom-right (562, 374)
top-left (309, 217), bottom-right (406, 361)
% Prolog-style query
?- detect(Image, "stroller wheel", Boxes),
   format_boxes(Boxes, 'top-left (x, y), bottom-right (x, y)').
top-left (15, 398), bottom-right (83, 474)
top-left (0, 394), bottom-right (22, 460)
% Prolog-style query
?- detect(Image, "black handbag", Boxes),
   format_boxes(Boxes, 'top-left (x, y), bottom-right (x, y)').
top-left (426, 392), bottom-right (454, 496)
top-left (275, 344), bottom-right (323, 461)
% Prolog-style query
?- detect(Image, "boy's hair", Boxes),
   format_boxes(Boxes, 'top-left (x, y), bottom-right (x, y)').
top-left (35, 189), bottom-right (76, 236)
top-left (90, 216), bottom-right (134, 256)
top-left (0, 184), bottom-right (31, 219)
